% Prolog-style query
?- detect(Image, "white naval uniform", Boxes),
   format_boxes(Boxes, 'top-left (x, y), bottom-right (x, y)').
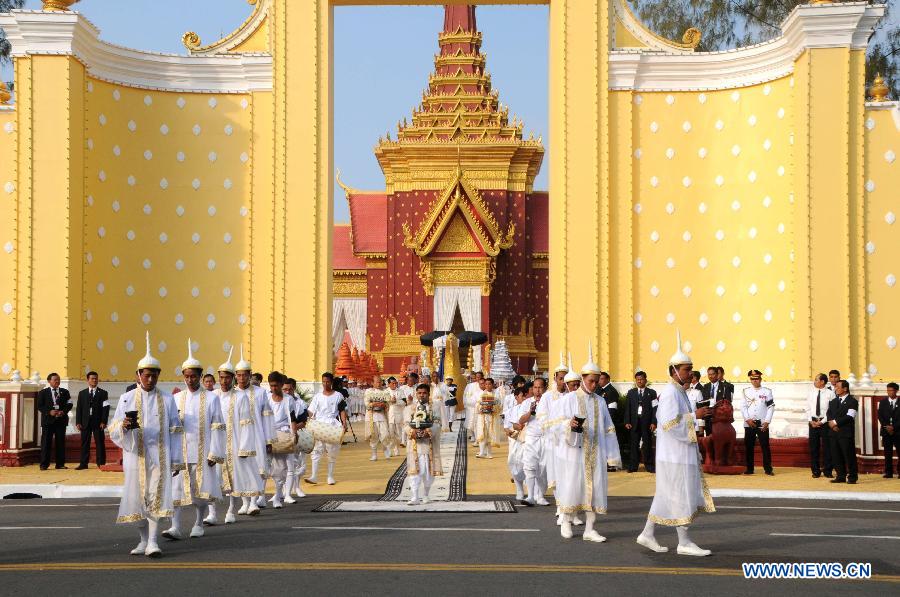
top-left (215, 388), bottom-right (260, 497)
top-left (110, 387), bottom-right (184, 523)
top-left (172, 389), bottom-right (226, 506)
top-left (648, 381), bottom-right (715, 526)
top-left (741, 387), bottom-right (775, 427)
top-left (553, 388), bottom-right (621, 514)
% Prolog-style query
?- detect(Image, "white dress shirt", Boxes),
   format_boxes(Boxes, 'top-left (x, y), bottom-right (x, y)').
top-left (806, 386), bottom-right (835, 422)
top-left (741, 386), bottom-right (775, 427)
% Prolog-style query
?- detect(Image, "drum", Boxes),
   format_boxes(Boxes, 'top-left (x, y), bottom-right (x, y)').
top-left (307, 419), bottom-right (344, 445)
top-left (295, 428), bottom-right (315, 454)
top-left (272, 430), bottom-right (295, 455)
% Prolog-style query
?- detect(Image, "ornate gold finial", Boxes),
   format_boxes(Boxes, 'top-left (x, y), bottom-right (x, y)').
top-left (42, 0), bottom-right (78, 10)
top-left (869, 73), bottom-right (891, 102)
top-left (682, 28), bottom-right (702, 49)
top-left (335, 168), bottom-right (356, 198)
top-left (182, 31), bottom-right (201, 51)
top-left (0, 82), bottom-right (11, 105)
top-left (247, 0), bottom-right (259, 5)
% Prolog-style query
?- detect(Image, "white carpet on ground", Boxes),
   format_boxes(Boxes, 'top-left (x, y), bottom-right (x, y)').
top-left (394, 425), bottom-right (460, 502)
top-left (316, 500), bottom-right (515, 513)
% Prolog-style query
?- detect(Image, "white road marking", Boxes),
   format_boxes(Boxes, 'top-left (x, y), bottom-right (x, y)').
top-left (718, 505), bottom-right (900, 514)
top-left (0, 526), bottom-right (84, 530)
top-left (293, 526), bottom-right (539, 532)
top-left (0, 503), bottom-right (118, 507)
top-left (771, 532), bottom-right (900, 540)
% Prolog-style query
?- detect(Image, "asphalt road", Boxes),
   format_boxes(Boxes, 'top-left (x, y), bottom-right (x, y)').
top-left (0, 495), bottom-right (896, 596)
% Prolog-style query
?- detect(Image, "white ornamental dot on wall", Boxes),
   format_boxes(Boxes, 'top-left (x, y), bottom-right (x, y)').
top-left (223, 232), bottom-right (232, 244)
top-left (239, 260), bottom-right (248, 271)
top-left (126, 340), bottom-right (134, 352)
top-left (716, 285), bottom-right (726, 297)
top-left (85, 309), bottom-right (92, 320)
top-left (885, 211), bottom-right (895, 225)
top-left (142, 204), bottom-right (152, 215)
top-left (126, 285), bottom-right (134, 296)
top-left (3, 122), bottom-right (13, 134)
top-left (634, 94), bottom-right (643, 105)
top-left (683, 286), bottom-right (692, 297)
top-left (96, 339), bottom-right (104, 350)
top-left (749, 340), bottom-right (759, 352)
top-left (85, 252), bottom-right (93, 264)
top-left (193, 124), bottom-right (202, 136)
top-left (159, 232), bottom-right (168, 244)
top-left (240, 152), bottom-right (250, 164)
top-left (682, 176), bottom-right (692, 188)
top-left (749, 283), bottom-right (758, 295)
top-left (666, 313), bottom-right (676, 324)
top-left (239, 314), bottom-right (247, 325)
top-left (160, 124), bottom-right (169, 136)
top-left (866, 241), bottom-right (875, 254)
top-left (634, 203), bottom-right (642, 214)
top-left (698, 93), bottom-right (707, 104)
top-left (716, 340), bottom-right (726, 352)
top-left (778, 280), bottom-right (786, 292)
top-left (191, 341), bottom-right (199, 352)
top-left (665, 148), bottom-right (675, 160)
top-left (748, 227), bottom-right (758, 239)
top-left (208, 97), bottom-right (218, 109)
top-left (715, 229), bottom-right (725, 241)
top-left (731, 91), bottom-right (740, 102)
top-left (748, 171), bottom-right (757, 183)
top-left (748, 115), bottom-right (757, 127)
top-left (191, 287), bottom-right (200, 298)
top-left (175, 259), bottom-right (184, 271)
top-left (732, 366), bottom-right (741, 377)
top-left (127, 175), bottom-right (136, 186)
top-left (682, 121), bottom-right (691, 133)
top-left (177, 151), bottom-right (185, 162)
top-left (777, 223), bottom-right (785, 234)
top-left (223, 287), bottom-right (232, 298)
top-left (865, 180), bottom-right (875, 193)
top-left (764, 309), bottom-right (773, 321)
top-left (193, 179), bottom-right (201, 190)
top-left (240, 207), bottom-right (249, 217)
top-left (4, 181), bottom-right (15, 194)
top-left (763, 254), bottom-right (772, 265)
top-left (698, 257), bottom-right (708, 269)
top-left (126, 230), bottom-right (135, 241)
top-left (207, 314), bottom-right (216, 325)
top-left (650, 230), bottom-right (660, 243)
top-left (144, 150), bottom-right (153, 160)
top-left (715, 175), bottom-right (724, 187)
top-left (888, 336), bottom-right (897, 350)
top-left (634, 312), bottom-right (643, 324)
top-left (192, 233), bottom-right (200, 244)
top-left (698, 202), bottom-right (707, 214)
top-left (866, 118), bottom-right (875, 130)
top-left (224, 179), bottom-right (233, 190)
top-left (763, 139), bottom-right (772, 151)
top-left (666, 94), bottom-right (675, 105)
top-left (731, 145), bottom-right (741, 157)
top-left (665, 202), bottom-right (675, 214)
top-left (142, 258), bottom-right (151, 270)
top-left (208, 205), bottom-right (216, 216)
top-left (650, 176), bottom-right (659, 188)
top-left (98, 170), bottom-right (106, 182)
top-left (176, 205), bottom-right (185, 217)
top-left (886, 150), bottom-right (896, 164)
top-left (650, 341), bottom-right (660, 353)
top-left (112, 145), bottom-right (121, 156)
top-left (99, 114), bottom-right (107, 126)
top-left (698, 147), bottom-right (707, 159)
top-left (143, 95), bottom-right (152, 106)
top-left (650, 121), bottom-right (659, 133)
top-left (777, 108), bottom-right (785, 119)
top-left (634, 148), bottom-right (643, 160)
top-left (177, 97), bottom-right (186, 109)
top-left (867, 303), bottom-right (877, 315)
top-left (699, 313), bottom-right (709, 325)
top-left (887, 274), bottom-right (897, 288)
top-left (731, 200), bottom-right (741, 211)
top-left (224, 124), bottom-right (234, 136)
top-left (158, 341), bottom-right (167, 353)
top-left (2, 302), bottom-right (12, 315)
top-left (87, 195), bottom-right (93, 206)
top-left (159, 287), bottom-right (167, 298)
top-left (682, 231), bottom-right (692, 242)
top-left (111, 200), bottom-right (120, 212)
top-left (111, 256), bottom-right (119, 267)
top-left (209, 151), bottom-right (217, 162)
top-left (634, 257), bottom-right (643, 269)
top-left (159, 178), bottom-right (168, 190)
top-left (128, 120), bottom-right (137, 132)
top-left (207, 259), bottom-right (216, 271)
top-left (763, 84), bottom-right (772, 96)
top-left (142, 313), bottom-right (151, 324)
top-left (666, 257), bottom-right (675, 269)
top-left (732, 256), bottom-right (741, 268)
top-left (650, 285), bottom-right (660, 297)
top-left (175, 313), bottom-right (184, 324)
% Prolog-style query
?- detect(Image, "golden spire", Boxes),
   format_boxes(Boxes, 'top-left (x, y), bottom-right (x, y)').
top-left (869, 73), bottom-right (891, 102)
top-left (42, 0), bottom-right (78, 10)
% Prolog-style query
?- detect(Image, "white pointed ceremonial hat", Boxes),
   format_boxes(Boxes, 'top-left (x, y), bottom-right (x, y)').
top-left (218, 345), bottom-right (235, 374)
top-left (235, 343), bottom-right (252, 372)
top-left (181, 337), bottom-right (203, 371)
top-left (553, 351), bottom-right (568, 373)
top-left (137, 331), bottom-right (161, 371)
top-left (563, 353), bottom-right (580, 383)
top-left (668, 329), bottom-right (692, 367)
top-left (580, 340), bottom-right (602, 376)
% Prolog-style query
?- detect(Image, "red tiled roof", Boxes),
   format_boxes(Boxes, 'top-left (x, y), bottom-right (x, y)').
top-left (333, 225), bottom-right (366, 269)
top-left (348, 193), bottom-right (388, 254)
top-left (529, 191), bottom-right (548, 253)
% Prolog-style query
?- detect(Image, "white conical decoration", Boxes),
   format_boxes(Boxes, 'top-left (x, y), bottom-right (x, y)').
top-left (235, 343), bottom-right (251, 372)
top-left (218, 345), bottom-right (235, 374)
top-left (668, 329), bottom-right (692, 367)
top-left (580, 340), bottom-right (601, 375)
top-left (564, 352), bottom-right (580, 383)
top-left (489, 340), bottom-right (515, 384)
top-left (181, 337), bottom-right (202, 371)
top-left (137, 331), bottom-right (161, 370)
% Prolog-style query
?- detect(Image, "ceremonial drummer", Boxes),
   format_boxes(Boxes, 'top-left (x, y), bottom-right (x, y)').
top-left (555, 344), bottom-right (620, 543)
top-left (365, 375), bottom-right (393, 461)
top-left (406, 383), bottom-right (438, 506)
top-left (503, 386), bottom-right (531, 502)
top-left (206, 348), bottom-right (260, 525)
top-left (162, 340), bottom-right (225, 541)
top-left (305, 372), bottom-right (349, 486)
top-left (519, 377), bottom-right (550, 506)
top-left (637, 331), bottom-right (715, 556)
top-left (266, 371), bottom-right (295, 508)
top-left (109, 333), bottom-right (184, 558)
top-left (234, 346), bottom-right (273, 515)
top-left (475, 378), bottom-right (499, 459)
top-left (386, 377), bottom-right (404, 456)
top-left (741, 370), bottom-right (775, 476)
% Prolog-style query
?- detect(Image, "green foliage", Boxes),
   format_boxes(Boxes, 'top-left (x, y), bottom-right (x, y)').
top-left (628, 0), bottom-right (899, 97)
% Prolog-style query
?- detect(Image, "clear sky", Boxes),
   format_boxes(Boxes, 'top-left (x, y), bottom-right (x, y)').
top-left (1, 1), bottom-right (550, 223)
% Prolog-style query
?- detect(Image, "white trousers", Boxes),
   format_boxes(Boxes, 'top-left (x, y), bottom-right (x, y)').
top-left (310, 440), bottom-right (340, 464)
top-left (409, 453), bottom-right (434, 500)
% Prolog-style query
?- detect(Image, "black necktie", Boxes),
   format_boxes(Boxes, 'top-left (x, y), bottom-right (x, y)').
top-left (815, 390), bottom-right (821, 417)
top-left (53, 388), bottom-right (58, 406)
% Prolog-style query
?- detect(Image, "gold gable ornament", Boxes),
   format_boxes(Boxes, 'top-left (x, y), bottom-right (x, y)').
top-left (869, 74), bottom-right (891, 102)
top-left (41, 0), bottom-right (78, 10)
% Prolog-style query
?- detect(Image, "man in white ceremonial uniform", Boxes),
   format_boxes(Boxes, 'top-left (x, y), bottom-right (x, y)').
top-left (306, 372), bottom-right (349, 485)
top-left (405, 383), bottom-right (439, 505)
top-left (206, 348), bottom-right (260, 525)
top-left (110, 333), bottom-right (184, 558)
top-left (365, 375), bottom-right (393, 461)
top-left (475, 378), bottom-right (499, 458)
top-left (234, 345), bottom-right (272, 515)
top-left (387, 377), bottom-right (405, 455)
top-left (637, 331), bottom-right (715, 556)
top-left (283, 378), bottom-right (308, 500)
top-left (163, 340), bottom-right (226, 541)
top-left (464, 372), bottom-right (485, 444)
top-left (503, 386), bottom-right (531, 501)
top-left (266, 371), bottom-right (295, 508)
top-left (519, 376), bottom-right (550, 506)
top-left (741, 370), bottom-right (775, 476)
top-left (398, 373), bottom-right (419, 447)
top-left (538, 354), bottom-right (575, 522)
top-left (555, 344), bottom-right (620, 542)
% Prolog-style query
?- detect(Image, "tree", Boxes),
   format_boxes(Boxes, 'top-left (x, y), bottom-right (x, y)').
top-left (629, 0), bottom-right (899, 98)
top-left (1, 1), bottom-right (26, 66)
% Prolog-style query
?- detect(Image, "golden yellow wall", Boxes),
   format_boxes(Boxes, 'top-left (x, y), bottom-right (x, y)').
top-left (863, 107), bottom-right (900, 381)
top-left (0, 108), bottom-right (16, 377)
top-left (82, 79), bottom-right (253, 380)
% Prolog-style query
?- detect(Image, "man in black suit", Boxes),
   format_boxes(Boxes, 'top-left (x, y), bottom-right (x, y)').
top-left (75, 371), bottom-right (110, 469)
top-left (623, 371), bottom-right (657, 473)
top-left (827, 379), bottom-right (858, 484)
top-left (701, 366), bottom-right (733, 435)
top-left (598, 371), bottom-right (626, 465)
top-left (37, 372), bottom-right (72, 470)
top-left (877, 382), bottom-right (899, 478)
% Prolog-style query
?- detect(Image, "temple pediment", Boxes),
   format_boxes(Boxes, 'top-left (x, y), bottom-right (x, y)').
top-left (402, 168), bottom-right (514, 258)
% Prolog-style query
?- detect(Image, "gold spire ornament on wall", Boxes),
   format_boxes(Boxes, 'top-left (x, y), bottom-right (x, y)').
top-left (182, 31), bottom-right (202, 51)
top-left (682, 28), bottom-right (702, 49)
top-left (41, 0), bottom-right (78, 10)
top-left (869, 74), bottom-right (891, 102)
